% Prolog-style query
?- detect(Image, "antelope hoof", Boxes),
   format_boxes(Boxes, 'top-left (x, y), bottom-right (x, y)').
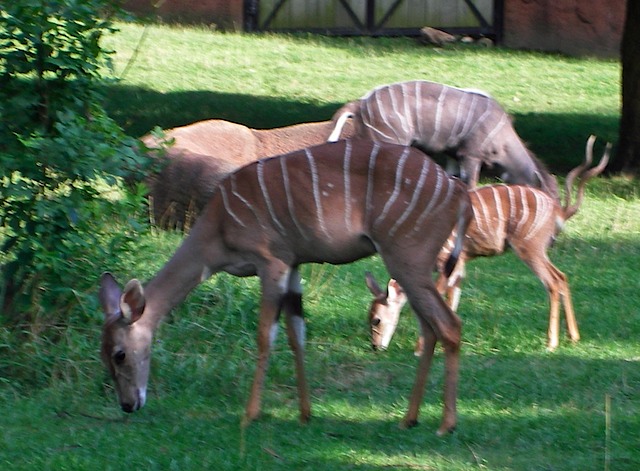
top-left (299, 410), bottom-right (311, 424)
top-left (436, 422), bottom-right (457, 437)
top-left (400, 418), bottom-right (419, 429)
top-left (242, 410), bottom-right (260, 428)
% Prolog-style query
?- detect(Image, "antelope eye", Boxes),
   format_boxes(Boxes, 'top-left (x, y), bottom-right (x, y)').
top-left (371, 318), bottom-right (381, 327)
top-left (113, 350), bottom-right (126, 365)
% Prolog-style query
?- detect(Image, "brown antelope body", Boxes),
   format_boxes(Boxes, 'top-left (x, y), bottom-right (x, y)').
top-left (366, 136), bottom-right (609, 353)
top-left (142, 119), bottom-right (355, 228)
top-left (99, 139), bottom-right (472, 435)
top-left (329, 80), bottom-right (559, 199)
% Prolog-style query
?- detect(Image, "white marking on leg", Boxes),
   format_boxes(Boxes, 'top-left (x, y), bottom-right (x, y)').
top-left (269, 322), bottom-right (280, 348)
top-left (289, 315), bottom-right (306, 349)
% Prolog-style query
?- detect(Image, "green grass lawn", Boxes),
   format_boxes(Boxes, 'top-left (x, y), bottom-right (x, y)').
top-left (2, 21), bottom-right (639, 470)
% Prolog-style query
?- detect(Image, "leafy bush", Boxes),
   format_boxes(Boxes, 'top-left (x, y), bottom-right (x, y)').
top-left (0, 1), bottom-right (149, 323)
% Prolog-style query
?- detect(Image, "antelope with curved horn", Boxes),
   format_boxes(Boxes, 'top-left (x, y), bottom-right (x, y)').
top-left (99, 139), bottom-right (472, 436)
top-left (366, 135), bottom-right (609, 354)
top-left (329, 80), bottom-right (559, 199)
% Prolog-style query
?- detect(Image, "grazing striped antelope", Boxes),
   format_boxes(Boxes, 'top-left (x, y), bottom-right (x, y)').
top-left (99, 139), bottom-right (473, 436)
top-left (366, 135), bottom-right (609, 354)
top-left (329, 80), bottom-right (559, 199)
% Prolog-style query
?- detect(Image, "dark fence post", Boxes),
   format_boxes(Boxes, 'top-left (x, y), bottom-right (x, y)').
top-left (493, 0), bottom-right (504, 44)
top-left (244, 0), bottom-right (259, 31)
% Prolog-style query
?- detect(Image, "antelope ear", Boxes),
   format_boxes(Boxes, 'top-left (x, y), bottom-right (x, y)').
top-left (387, 279), bottom-right (407, 303)
top-left (121, 279), bottom-right (146, 324)
top-left (99, 272), bottom-right (123, 321)
top-left (365, 272), bottom-right (383, 296)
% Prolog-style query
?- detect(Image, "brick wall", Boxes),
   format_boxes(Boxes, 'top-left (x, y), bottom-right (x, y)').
top-left (123, 0), bottom-right (244, 30)
top-left (503, 0), bottom-right (625, 58)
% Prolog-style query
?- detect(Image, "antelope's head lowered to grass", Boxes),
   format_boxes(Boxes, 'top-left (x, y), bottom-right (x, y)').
top-left (365, 272), bottom-right (407, 351)
top-left (99, 273), bottom-right (152, 413)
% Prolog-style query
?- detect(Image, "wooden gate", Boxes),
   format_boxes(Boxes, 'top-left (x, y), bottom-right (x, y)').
top-left (245, 0), bottom-right (503, 41)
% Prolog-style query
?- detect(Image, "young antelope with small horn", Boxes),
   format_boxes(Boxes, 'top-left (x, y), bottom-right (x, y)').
top-left (99, 139), bottom-right (472, 436)
top-left (366, 135), bottom-right (609, 354)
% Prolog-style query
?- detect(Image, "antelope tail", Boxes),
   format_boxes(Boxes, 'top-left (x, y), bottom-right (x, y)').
top-left (443, 188), bottom-right (473, 278)
top-left (328, 101), bottom-right (359, 142)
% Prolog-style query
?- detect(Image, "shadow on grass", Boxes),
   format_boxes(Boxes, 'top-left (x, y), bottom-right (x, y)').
top-left (102, 84), bottom-right (340, 137)
top-left (54, 352), bottom-right (639, 469)
top-left (104, 83), bottom-right (620, 175)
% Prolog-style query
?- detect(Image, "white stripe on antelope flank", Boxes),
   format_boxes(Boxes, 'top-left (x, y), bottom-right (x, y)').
top-left (257, 159), bottom-right (286, 234)
top-left (455, 93), bottom-right (479, 144)
top-left (376, 92), bottom-right (398, 141)
top-left (280, 157), bottom-right (309, 240)
top-left (365, 142), bottom-right (381, 226)
top-left (480, 112), bottom-right (509, 151)
top-left (305, 148), bottom-right (330, 239)
top-left (230, 174), bottom-right (268, 232)
top-left (429, 84), bottom-right (449, 148)
top-left (474, 187), bottom-right (492, 237)
top-left (466, 99), bottom-right (493, 139)
top-left (388, 86), bottom-right (404, 139)
top-left (219, 185), bottom-right (246, 227)
top-left (490, 186), bottom-right (506, 238)
top-left (446, 90), bottom-right (469, 147)
top-left (415, 166), bottom-right (444, 230)
top-left (374, 147), bottom-right (411, 229)
top-left (343, 140), bottom-right (353, 231)
top-left (507, 185), bottom-right (517, 224)
top-left (401, 82), bottom-right (414, 138)
top-left (389, 157), bottom-right (431, 237)
top-left (525, 189), bottom-right (551, 240)
top-left (515, 186), bottom-right (530, 236)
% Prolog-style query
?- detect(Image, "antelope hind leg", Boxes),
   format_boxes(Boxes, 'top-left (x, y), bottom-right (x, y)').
top-left (282, 269), bottom-right (311, 423)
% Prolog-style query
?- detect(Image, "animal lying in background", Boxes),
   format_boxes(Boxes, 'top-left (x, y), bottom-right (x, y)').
top-left (142, 119), bottom-right (355, 228)
top-left (365, 135), bottom-right (609, 354)
top-left (328, 80), bottom-right (559, 199)
top-left (99, 139), bottom-right (473, 436)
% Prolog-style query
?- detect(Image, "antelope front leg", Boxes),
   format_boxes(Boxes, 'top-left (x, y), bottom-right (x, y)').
top-left (402, 289), bottom-right (461, 435)
top-left (402, 326), bottom-right (437, 428)
top-left (244, 266), bottom-right (289, 426)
